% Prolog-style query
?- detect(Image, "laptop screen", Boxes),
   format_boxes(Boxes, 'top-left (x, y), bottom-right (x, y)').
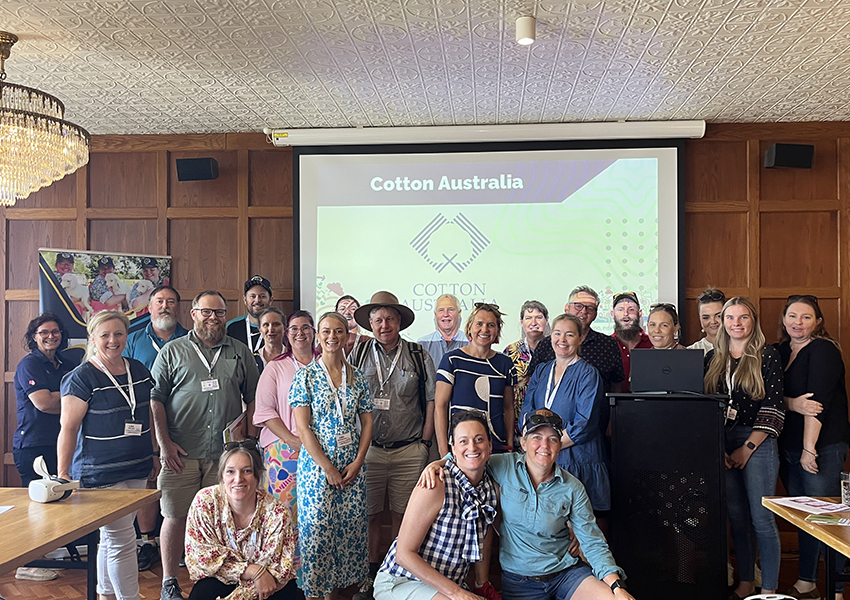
top-left (630, 348), bottom-right (705, 393)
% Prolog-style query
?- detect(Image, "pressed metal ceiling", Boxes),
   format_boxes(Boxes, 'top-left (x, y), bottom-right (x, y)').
top-left (2, 0), bottom-right (850, 135)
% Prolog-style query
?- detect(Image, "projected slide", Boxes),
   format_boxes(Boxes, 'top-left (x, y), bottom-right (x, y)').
top-left (299, 147), bottom-right (678, 340)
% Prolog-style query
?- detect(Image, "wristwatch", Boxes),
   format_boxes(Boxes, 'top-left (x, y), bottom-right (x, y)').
top-left (746, 441), bottom-right (756, 450)
top-left (611, 580), bottom-right (625, 592)
top-left (421, 439), bottom-right (433, 448)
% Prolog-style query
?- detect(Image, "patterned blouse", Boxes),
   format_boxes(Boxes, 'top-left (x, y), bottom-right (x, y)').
top-left (504, 340), bottom-right (533, 421)
top-left (185, 485), bottom-right (297, 600)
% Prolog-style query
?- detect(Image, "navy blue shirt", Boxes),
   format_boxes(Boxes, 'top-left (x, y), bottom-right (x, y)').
top-left (61, 359), bottom-right (154, 488)
top-left (124, 321), bottom-right (189, 371)
top-left (14, 350), bottom-right (74, 449)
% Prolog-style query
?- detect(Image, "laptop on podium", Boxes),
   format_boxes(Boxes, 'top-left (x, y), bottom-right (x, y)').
top-left (630, 348), bottom-right (705, 393)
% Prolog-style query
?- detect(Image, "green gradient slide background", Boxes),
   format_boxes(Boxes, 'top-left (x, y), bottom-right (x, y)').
top-left (316, 157), bottom-right (657, 340)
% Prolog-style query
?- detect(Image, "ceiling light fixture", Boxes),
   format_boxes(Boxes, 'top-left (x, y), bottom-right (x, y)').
top-left (516, 16), bottom-right (536, 45)
top-left (0, 31), bottom-right (90, 207)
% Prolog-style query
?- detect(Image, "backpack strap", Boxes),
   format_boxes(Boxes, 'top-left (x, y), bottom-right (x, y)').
top-left (407, 341), bottom-right (428, 417)
top-left (350, 337), bottom-right (372, 370)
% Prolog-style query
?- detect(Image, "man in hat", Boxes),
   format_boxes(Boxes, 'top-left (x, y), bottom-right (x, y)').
top-left (225, 275), bottom-right (273, 353)
top-left (416, 293), bottom-right (469, 369)
top-left (348, 291), bottom-right (437, 600)
top-left (53, 252), bottom-right (74, 284)
top-left (88, 256), bottom-right (126, 307)
top-left (610, 291), bottom-right (652, 383)
top-left (130, 257), bottom-right (168, 310)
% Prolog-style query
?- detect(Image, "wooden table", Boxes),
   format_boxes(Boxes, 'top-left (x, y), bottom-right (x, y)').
top-left (0, 487), bottom-right (160, 600)
top-left (763, 497), bottom-right (850, 600)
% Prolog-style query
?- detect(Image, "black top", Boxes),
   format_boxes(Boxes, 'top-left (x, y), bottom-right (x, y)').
top-left (706, 345), bottom-right (785, 437)
top-left (777, 338), bottom-right (850, 452)
top-left (528, 328), bottom-right (625, 391)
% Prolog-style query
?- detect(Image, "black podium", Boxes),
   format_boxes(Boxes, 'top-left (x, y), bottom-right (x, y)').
top-left (608, 393), bottom-right (728, 600)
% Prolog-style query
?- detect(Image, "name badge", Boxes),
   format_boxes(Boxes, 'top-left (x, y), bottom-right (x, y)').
top-left (374, 392), bottom-right (391, 411)
top-left (725, 405), bottom-right (738, 423)
top-left (201, 379), bottom-right (220, 392)
top-left (125, 420), bottom-right (143, 436)
top-left (336, 432), bottom-right (353, 447)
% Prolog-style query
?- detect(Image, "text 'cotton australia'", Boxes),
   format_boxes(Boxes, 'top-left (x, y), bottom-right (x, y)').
top-left (370, 174), bottom-right (524, 192)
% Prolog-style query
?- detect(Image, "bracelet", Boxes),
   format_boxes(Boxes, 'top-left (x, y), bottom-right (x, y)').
top-left (803, 448), bottom-right (819, 458)
top-left (251, 565), bottom-right (267, 582)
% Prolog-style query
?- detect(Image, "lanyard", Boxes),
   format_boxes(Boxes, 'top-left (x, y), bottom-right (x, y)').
top-left (318, 357), bottom-right (347, 422)
top-left (246, 317), bottom-right (262, 353)
top-left (91, 355), bottom-right (136, 420)
top-left (372, 342), bottom-right (402, 395)
top-left (292, 355), bottom-right (312, 370)
top-left (151, 336), bottom-right (162, 354)
top-left (725, 360), bottom-right (737, 397)
top-left (544, 357), bottom-right (578, 409)
top-left (191, 341), bottom-right (223, 375)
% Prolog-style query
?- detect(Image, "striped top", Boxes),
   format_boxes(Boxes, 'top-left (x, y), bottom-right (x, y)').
top-left (380, 460), bottom-right (497, 586)
top-left (60, 359), bottom-right (154, 487)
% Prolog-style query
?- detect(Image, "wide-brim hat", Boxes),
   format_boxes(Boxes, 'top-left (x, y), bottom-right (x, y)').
top-left (354, 291), bottom-right (415, 331)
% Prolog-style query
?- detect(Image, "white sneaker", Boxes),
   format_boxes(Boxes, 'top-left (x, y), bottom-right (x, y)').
top-left (16, 567), bottom-right (58, 581)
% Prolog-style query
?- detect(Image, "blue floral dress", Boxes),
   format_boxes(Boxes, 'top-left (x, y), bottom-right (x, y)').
top-left (288, 360), bottom-right (372, 597)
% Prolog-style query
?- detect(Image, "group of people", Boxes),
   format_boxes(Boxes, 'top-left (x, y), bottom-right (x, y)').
top-left (11, 276), bottom-right (849, 600)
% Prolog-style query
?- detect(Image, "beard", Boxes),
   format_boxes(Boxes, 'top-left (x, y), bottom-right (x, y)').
top-left (614, 319), bottom-right (642, 341)
top-left (195, 321), bottom-right (225, 344)
top-left (151, 311), bottom-right (177, 331)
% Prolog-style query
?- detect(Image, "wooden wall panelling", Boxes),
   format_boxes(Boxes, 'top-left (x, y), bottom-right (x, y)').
top-left (746, 139), bottom-right (761, 306)
top-left (249, 149), bottom-right (293, 206)
top-left (5, 383), bottom-right (20, 486)
top-left (840, 138), bottom-right (850, 364)
top-left (759, 211), bottom-right (839, 289)
top-left (6, 221), bottom-right (77, 290)
top-left (88, 153), bottom-right (158, 208)
top-left (169, 219), bottom-right (240, 291)
top-left (685, 212), bottom-right (750, 290)
top-left (249, 219), bottom-right (294, 293)
top-left (169, 151), bottom-right (239, 208)
top-left (685, 140), bottom-right (748, 206)
top-left (18, 172), bottom-right (77, 209)
top-left (89, 220), bottom-right (160, 256)
top-left (759, 139), bottom-right (838, 201)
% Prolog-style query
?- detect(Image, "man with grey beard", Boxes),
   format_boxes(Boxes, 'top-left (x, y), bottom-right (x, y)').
top-left (150, 290), bottom-right (259, 600)
top-left (123, 285), bottom-right (189, 571)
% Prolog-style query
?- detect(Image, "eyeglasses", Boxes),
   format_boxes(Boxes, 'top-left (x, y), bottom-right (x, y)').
top-left (35, 329), bottom-right (61, 338)
top-left (569, 302), bottom-right (598, 314)
top-left (287, 325), bottom-right (314, 334)
top-left (195, 308), bottom-right (227, 318)
top-left (698, 289), bottom-right (725, 303)
top-left (787, 294), bottom-right (819, 305)
top-left (223, 437), bottom-right (261, 453)
top-left (523, 411), bottom-right (564, 432)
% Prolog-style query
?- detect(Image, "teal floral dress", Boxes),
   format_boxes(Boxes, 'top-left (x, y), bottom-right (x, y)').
top-left (288, 360), bottom-right (372, 597)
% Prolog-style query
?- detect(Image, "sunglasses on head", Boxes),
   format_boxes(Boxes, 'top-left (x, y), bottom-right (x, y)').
top-left (699, 289), bottom-right (725, 303)
top-left (525, 412), bottom-right (564, 431)
top-left (787, 294), bottom-right (819, 305)
top-left (650, 302), bottom-right (677, 311)
top-left (223, 437), bottom-right (261, 453)
top-left (474, 302), bottom-right (501, 312)
top-left (613, 292), bottom-right (639, 305)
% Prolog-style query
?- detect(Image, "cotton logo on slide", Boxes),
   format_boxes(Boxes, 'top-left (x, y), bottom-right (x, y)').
top-left (410, 213), bottom-right (490, 274)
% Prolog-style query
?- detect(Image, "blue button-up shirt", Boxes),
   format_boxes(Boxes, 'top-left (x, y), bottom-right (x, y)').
top-left (417, 329), bottom-right (469, 372)
top-left (488, 453), bottom-right (625, 581)
top-left (124, 321), bottom-right (189, 371)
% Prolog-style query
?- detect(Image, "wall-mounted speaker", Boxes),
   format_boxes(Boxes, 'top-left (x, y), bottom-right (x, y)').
top-left (764, 143), bottom-right (814, 169)
top-left (176, 158), bottom-right (219, 181)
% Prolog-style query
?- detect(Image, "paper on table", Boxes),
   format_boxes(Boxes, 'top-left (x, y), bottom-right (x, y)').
top-left (0, 505), bottom-right (13, 516)
top-left (768, 496), bottom-right (850, 515)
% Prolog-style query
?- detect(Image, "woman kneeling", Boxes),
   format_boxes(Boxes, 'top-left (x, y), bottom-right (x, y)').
top-left (185, 441), bottom-right (297, 600)
top-left (375, 410), bottom-right (498, 600)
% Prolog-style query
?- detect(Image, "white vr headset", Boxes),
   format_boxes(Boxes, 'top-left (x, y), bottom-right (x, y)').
top-left (28, 455), bottom-right (80, 503)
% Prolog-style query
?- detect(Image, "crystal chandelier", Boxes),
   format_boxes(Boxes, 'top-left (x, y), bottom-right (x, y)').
top-left (0, 31), bottom-right (90, 206)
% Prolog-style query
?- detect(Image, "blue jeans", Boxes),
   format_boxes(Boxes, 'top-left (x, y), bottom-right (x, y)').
top-left (725, 426), bottom-right (781, 590)
top-left (13, 444), bottom-right (57, 486)
top-left (780, 442), bottom-right (849, 592)
top-left (501, 563), bottom-right (594, 600)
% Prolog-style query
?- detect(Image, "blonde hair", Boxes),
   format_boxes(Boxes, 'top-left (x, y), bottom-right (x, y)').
top-left (317, 311), bottom-right (355, 386)
top-left (704, 297), bottom-right (766, 400)
top-left (85, 310), bottom-right (131, 361)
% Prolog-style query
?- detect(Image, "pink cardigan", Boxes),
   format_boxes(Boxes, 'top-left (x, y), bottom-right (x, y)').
top-left (253, 355), bottom-right (309, 449)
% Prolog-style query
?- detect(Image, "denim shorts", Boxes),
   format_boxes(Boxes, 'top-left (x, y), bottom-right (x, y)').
top-left (374, 571), bottom-right (439, 600)
top-left (502, 561), bottom-right (595, 600)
